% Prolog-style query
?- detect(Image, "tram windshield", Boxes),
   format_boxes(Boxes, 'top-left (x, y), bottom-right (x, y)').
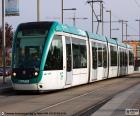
top-left (13, 22), bottom-right (52, 69)
top-left (13, 37), bottom-right (44, 68)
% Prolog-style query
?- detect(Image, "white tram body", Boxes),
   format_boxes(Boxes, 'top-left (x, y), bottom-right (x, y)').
top-left (11, 22), bottom-right (134, 91)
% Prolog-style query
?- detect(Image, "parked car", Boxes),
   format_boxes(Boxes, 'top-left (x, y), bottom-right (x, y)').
top-left (0, 66), bottom-right (12, 76)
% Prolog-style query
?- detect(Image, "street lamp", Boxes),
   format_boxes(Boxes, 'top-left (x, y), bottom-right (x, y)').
top-left (136, 19), bottom-right (140, 41)
top-left (87, 0), bottom-right (94, 33)
top-left (37, 0), bottom-right (40, 21)
top-left (118, 20), bottom-right (128, 42)
top-left (111, 28), bottom-right (119, 31)
top-left (62, 8), bottom-right (77, 25)
top-left (124, 22), bottom-right (128, 41)
top-left (66, 17), bottom-right (88, 26)
top-left (106, 10), bottom-right (111, 38)
top-left (63, 8), bottom-right (77, 11)
top-left (61, 0), bottom-right (64, 24)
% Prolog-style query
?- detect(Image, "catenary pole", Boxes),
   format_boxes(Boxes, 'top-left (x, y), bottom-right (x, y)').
top-left (62, 0), bottom-right (64, 24)
top-left (37, 0), bottom-right (40, 21)
top-left (106, 10), bottom-right (111, 38)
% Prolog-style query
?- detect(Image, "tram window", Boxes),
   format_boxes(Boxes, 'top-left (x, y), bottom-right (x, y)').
top-left (129, 51), bottom-right (134, 65)
top-left (92, 42), bottom-right (97, 69)
top-left (103, 45), bottom-right (107, 68)
top-left (18, 22), bottom-right (52, 36)
top-left (132, 52), bottom-right (134, 65)
top-left (66, 37), bottom-right (72, 71)
top-left (98, 43), bottom-right (103, 67)
top-left (121, 49), bottom-right (126, 66)
top-left (110, 46), bottom-right (117, 66)
top-left (120, 49), bottom-right (123, 67)
top-left (80, 42), bottom-right (87, 68)
top-left (13, 37), bottom-right (44, 68)
top-left (44, 35), bottom-right (63, 70)
top-left (123, 50), bottom-right (125, 66)
top-left (72, 40), bottom-right (81, 68)
top-left (124, 51), bottom-right (128, 66)
top-left (72, 38), bottom-right (87, 68)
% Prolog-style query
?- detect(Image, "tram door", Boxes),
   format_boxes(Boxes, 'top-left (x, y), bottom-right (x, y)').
top-left (92, 42), bottom-right (98, 80)
top-left (65, 37), bottom-right (73, 85)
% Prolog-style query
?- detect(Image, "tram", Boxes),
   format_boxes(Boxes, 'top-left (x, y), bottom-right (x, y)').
top-left (11, 21), bottom-right (134, 91)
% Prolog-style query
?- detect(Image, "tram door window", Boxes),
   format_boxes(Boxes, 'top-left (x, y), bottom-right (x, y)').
top-left (65, 37), bottom-right (73, 85)
top-left (72, 38), bottom-right (87, 69)
top-left (120, 49), bottom-right (123, 67)
top-left (44, 35), bottom-right (63, 70)
top-left (92, 42), bottom-right (97, 69)
top-left (120, 49), bottom-right (125, 67)
top-left (110, 46), bottom-right (117, 66)
top-left (103, 45), bottom-right (107, 68)
top-left (98, 43), bottom-right (103, 67)
top-left (123, 50), bottom-right (125, 66)
top-left (66, 37), bottom-right (72, 71)
top-left (129, 51), bottom-right (134, 65)
top-left (124, 50), bottom-right (128, 66)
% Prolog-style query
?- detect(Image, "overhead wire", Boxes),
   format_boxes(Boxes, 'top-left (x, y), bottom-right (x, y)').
top-left (103, 1), bottom-right (138, 34)
top-left (86, 0), bottom-right (138, 36)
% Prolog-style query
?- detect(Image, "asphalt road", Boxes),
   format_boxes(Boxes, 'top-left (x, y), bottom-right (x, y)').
top-left (0, 74), bottom-right (140, 116)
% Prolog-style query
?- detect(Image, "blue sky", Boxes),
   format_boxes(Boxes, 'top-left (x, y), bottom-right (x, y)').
top-left (1, 0), bottom-right (140, 41)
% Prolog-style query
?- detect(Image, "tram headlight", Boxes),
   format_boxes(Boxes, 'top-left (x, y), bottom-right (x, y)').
top-left (34, 72), bottom-right (38, 77)
top-left (12, 72), bottom-right (16, 77)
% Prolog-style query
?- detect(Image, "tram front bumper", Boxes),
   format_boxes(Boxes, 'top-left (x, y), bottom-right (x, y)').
top-left (12, 83), bottom-right (38, 91)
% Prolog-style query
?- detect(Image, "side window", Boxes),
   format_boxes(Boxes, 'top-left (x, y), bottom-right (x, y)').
top-left (92, 42), bottom-right (97, 69)
top-left (129, 51), bottom-right (134, 65)
top-left (44, 35), bottom-right (63, 70)
top-left (72, 38), bottom-right (87, 68)
top-left (132, 52), bottom-right (134, 65)
top-left (103, 45), bottom-right (107, 68)
top-left (120, 49), bottom-right (123, 67)
top-left (98, 43), bottom-right (103, 67)
top-left (110, 46), bottom-right (117, 66)
top-left (66, 37), bottom-right (72, 71)
top-left (72, 39), bottom-right (81, 68)
top-left (123, 50), bottom-right (125, 66)
top-left (80, 40), bottom-right (87, 68)
top-left (124, 50), bottom-right (128, 66)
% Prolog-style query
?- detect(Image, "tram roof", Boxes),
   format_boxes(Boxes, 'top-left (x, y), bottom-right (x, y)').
top-left (87, 32), bottom-right (107, 42)
top-left (106, 37), bottom-right (117, 45)
top-left (126, 44), bottom-right (133, 49)
top-left (55, 22), bottom-right (87, 37)
top-left (117, 40), bottom-right (127, 48)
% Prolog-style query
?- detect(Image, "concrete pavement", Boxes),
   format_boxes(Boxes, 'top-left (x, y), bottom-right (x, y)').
top-left (92, 83), bottom-right (140, 116)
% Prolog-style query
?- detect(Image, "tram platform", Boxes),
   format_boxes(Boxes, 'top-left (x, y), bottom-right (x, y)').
top-left (92, 82), bottom-right (140, 116)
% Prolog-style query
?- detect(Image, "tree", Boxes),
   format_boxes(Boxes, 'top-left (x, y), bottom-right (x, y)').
top-left (0, 23), bottom-right (13, 48)
top-left (0, 23), bottom-right (13, 66)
